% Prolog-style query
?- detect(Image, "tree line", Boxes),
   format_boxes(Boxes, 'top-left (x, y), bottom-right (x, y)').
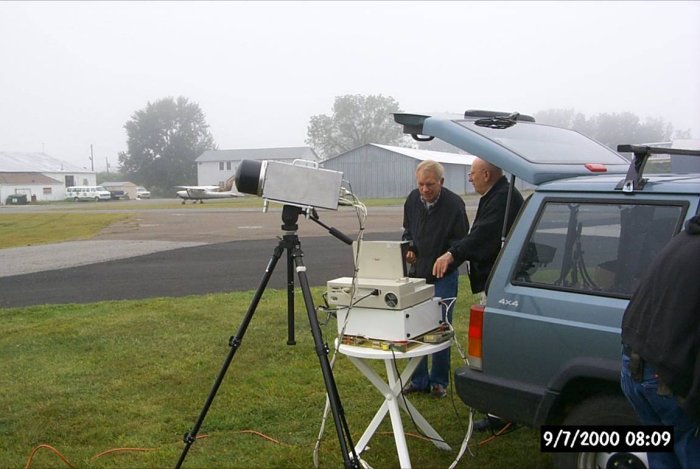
top-left (110, 95), bottom-right (688, 195)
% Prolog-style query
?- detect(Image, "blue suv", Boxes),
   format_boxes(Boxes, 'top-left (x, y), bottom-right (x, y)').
top-left (395, 111), bottom-right (700, 468)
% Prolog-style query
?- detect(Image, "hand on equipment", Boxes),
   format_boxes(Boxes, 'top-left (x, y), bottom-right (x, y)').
top-left (432, 252), bottom-right (453, 278)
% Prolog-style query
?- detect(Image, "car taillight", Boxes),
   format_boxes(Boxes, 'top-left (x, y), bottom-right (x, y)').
top-left (468, 304), bottom-right (484, 370)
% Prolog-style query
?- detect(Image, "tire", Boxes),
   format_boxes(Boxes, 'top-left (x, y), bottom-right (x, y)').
top-left (74, 197), bottom-right (80, 202)
top-left (552, 394), bottom-right (648, 469)
top-left (94, 197), bottom-right (100, 202)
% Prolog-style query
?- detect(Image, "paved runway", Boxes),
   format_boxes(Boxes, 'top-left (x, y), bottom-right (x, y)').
top-left (0, 232), bottom-right (394, 308)
top-left (0, 201), bottom-right (479, 308)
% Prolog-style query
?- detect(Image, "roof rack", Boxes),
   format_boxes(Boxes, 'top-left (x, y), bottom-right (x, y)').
top-left (615, 144), bottom-right (700, 192)
top-left (464, 110), bottom-right (535, 122)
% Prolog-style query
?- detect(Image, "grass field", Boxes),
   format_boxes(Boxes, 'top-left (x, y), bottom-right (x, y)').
top-left (0, 201), bottom-right (551, 468)
top-left (0, 212), bottom-right (131, 249)
top-left (1, 279), bottom-right (552, 468)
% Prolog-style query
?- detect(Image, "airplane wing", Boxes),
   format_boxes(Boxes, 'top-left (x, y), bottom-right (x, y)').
top-left (175, 185), bottom-right (221, 191)
top-left (175, 185), bottom-right (246, 202)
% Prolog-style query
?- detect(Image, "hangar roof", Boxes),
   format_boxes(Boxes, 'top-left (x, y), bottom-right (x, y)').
top-left (0, 172), bottom-right (62, 184)
top-left (0, 152), bottom-right (88, 173)
top-left (197, 146), bottom-right (318, 163)
top-left (370, 144), bottom-right (476, 166)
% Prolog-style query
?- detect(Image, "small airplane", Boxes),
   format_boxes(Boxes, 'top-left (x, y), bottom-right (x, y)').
top-left (175, 176), bottom-right (244, 204)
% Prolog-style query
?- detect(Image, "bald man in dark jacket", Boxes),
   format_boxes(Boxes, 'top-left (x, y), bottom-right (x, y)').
top-left (433, 158), bottom-right (523, 294)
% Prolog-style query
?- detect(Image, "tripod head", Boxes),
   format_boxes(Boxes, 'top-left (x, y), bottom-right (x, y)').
top-left (281, 205), bottom-right (301, 232)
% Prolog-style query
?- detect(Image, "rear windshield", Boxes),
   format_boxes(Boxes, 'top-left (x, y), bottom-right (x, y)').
top-left (456, 120), bottom-right (629, 165)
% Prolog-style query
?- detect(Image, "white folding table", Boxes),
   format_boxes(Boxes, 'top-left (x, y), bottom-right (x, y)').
top-left (337, 340), bottom-right (452, 468)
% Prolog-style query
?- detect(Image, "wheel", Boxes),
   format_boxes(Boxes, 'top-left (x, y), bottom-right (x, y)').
top-left (552, 394), bottom-right (648, 469)
top-left (94, 197), bottom-right (100, 202)
top-left (74, 197), bottom-right (80, 202)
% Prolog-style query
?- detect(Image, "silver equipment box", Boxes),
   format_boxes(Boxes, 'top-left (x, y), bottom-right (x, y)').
top-left (327, 276), bottom-right (434, 310)
top-left (262, 160), bottom-right (343, 210)
top-left (336, 298), bottom-right (443, 341)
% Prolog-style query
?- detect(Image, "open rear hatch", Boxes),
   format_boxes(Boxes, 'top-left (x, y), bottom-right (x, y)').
top-left (394, 110), bottom-right (631, 185)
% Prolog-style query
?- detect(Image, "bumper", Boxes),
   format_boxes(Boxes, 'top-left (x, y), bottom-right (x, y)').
top-left (453, 365), bottom-right (552, 427)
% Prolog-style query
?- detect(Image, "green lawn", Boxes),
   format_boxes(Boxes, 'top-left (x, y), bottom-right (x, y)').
top-left (1, 200), bottom-right (550, 468)
top-left (0, 213), bottom-right (131, 249)
top-left (1, 280), bottom-right (552, 468)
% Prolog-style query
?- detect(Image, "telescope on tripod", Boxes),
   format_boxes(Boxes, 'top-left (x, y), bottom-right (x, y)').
top-left (175, 160), bottom-right (361, 469)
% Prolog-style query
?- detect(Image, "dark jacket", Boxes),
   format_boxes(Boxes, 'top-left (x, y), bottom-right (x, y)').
top-left (621, 214), bottom-right (700, 421)
top-left (402, 186), bottom-right (469, 284)
top-left (449, 176), bottom-right (524, 293)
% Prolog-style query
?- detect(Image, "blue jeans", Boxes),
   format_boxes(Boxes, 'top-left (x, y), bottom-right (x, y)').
top-left (621, 352), bottom-right (700, 469)
top-left (410, 269), bottom-right (458, 389)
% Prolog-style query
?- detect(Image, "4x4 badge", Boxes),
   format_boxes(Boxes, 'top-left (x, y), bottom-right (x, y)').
top-left (498, 298), bottom-right (519, 308)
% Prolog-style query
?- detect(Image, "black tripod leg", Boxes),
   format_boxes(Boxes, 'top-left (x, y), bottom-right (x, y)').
top-left (292, 245), bottom-right (359, 469)
top-left (286, 234), bottom-right (296, 345)
top-left (175, 242), bottom-right (286, 469)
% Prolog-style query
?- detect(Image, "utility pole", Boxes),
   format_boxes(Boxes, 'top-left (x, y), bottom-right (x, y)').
top-left (90, 144), bottom-right (95, 172)
top-left (105, 157), bottom-right (110, 175)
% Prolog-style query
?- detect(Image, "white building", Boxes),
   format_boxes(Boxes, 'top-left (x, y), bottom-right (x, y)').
top-left (0, 152), bottom-right (96, 204)
top-left (196, 147), bottom-right (319, 187)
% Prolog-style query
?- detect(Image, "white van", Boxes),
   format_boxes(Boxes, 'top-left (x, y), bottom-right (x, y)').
top-left (65, 186), bottom-right (112, 202)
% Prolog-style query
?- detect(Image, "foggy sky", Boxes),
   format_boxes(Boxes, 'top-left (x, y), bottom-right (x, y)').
top-left (1, 1), bottom-right (698, 171)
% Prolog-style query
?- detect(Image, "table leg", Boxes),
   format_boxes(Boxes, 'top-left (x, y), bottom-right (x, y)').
top-left (345, 354), bottom-right (451, 468)
top-left (386, 358), bottom-right (452, 451)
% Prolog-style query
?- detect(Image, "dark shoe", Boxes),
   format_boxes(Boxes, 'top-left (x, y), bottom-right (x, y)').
top-left (431, 384), bottom-right (447, 398)
top-left (473, 415), bottom-right (510, 433)
top-left (402, 382), bottom-right (428, 395)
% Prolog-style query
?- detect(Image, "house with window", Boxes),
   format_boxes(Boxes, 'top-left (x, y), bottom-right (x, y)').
top-left (195, 147), bottom-right (318, 187)
top-left (0, 152), bottom-right (96, 204)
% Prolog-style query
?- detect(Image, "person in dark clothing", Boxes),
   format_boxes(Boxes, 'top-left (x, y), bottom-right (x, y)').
top-left (621, 214), bottom-right (700, 469)
top-left (401, 160), bottom-right (469, 398)
top-left (433, 157), bottom-right (524, 431)
top-left (433, 157), bottom-right (524, 294)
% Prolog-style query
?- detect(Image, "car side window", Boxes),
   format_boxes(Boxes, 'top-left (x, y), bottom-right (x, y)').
top-left (513, 201), bottom-right (684, 297)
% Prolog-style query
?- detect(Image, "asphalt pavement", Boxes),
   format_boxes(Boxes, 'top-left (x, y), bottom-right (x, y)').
top-left (0, 203), bottom-right (406, 308)
top-left (0, 199), bottom-right (483, 308)
top-left (0, 233), bottom-right (394, 308)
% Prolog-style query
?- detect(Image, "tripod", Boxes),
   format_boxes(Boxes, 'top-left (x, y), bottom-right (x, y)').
top-left (176, 205), bottom-right (359, 469)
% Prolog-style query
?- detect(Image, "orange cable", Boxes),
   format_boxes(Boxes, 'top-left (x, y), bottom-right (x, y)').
top-left (24, 429), bottom-right (284, 468)
top-left (234, 429), bottom-right (289, 446)
top-left (24, 444), bottom-right (74, 469)
top-left (376, 431), bottom-right (436, 442)
top-left (477, 422), bottom-right (513, 446)
top-left (90, 447), bottom-right (158, 460)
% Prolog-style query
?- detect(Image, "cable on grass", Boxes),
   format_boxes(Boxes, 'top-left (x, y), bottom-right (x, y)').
top-left (477, 421), bottom-right (519, 446)
top-left (25, 430), bottom-right (285, 469)
top-left (178, 431), bottom-right (287, 446)
top-left (25, 444), bottom-right (74, 469)
top-left (377, 431), bottom-right (434, 442)
top-left (233, 429), bottom-right (290, 446)
top-left (90, 447), bottom-right (158, 460)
